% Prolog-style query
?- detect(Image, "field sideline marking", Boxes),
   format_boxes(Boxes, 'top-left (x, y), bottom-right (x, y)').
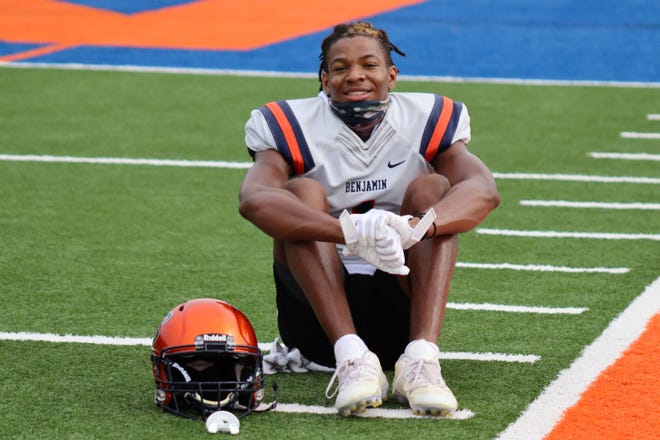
top-left (589, 152), bottom-right (660, 161)
top-left (543, 313), bottom-right (660, 439)
top-left (495, 276), bottom-right (660, 440)
top-left (520, 200), bottom-right (660, 210)
top-left (477, 228), bottom-right (660, 241)
top-left (1, 154), bottom-right (658, 185)
top-left (2, 62), bottom-right (660, 89)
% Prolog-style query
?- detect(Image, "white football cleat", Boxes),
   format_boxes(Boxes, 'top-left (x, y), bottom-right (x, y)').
top-left (325, 351), bottom-right (388, 416)
top-left (392, 354), bottom-right (458, 416)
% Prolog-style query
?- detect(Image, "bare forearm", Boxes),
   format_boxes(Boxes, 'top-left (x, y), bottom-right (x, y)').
top-left (239, 188), bottom-right (344, 243)
top-left (428, 142), bottom-right (500, 236)
top-left (432, 180), bottom-right (500, 235)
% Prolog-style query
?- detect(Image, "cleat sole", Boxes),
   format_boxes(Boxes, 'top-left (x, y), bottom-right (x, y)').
top-left (337, 397), bottom-right (383, 416)
top-left (411, 406), bottom-right (455, 417)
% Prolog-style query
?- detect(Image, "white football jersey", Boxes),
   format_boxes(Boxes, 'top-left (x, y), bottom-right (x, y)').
top-left (245, 92), bottom-right (471, 273)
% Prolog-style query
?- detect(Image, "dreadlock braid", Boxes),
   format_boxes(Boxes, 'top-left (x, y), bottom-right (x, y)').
top-left (318, 22), bottom-right (406, 85)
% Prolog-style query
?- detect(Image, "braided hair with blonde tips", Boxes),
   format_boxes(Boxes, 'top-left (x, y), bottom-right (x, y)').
top-left (317, 22), bottom-right (406, 86)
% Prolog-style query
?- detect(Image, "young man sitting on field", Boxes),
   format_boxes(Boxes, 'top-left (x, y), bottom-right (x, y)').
top-left (239, 22), bottom-right (499, 417)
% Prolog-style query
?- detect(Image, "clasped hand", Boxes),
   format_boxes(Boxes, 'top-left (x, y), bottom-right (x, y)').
top-left (339, 208), bottom-right (437, 275)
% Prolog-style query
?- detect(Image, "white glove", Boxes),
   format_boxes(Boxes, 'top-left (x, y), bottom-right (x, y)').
top-left (387, 208), bottom-right (437, 249)
top-left (339, 209), bottom-right (409, 275)
top-left (373, 225), bottom-right (409, 275)
top-left (354, 209), bottom-right (395, 247)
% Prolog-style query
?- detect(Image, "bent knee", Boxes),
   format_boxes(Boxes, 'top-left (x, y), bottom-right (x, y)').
top-left (411, 173), bottom-right (450, 192)
top-left (287, 178), bottom-right (329, 210)
top-left (402, 174), bottom-right (450, 213)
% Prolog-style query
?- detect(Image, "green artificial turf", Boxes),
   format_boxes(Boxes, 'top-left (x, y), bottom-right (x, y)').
top-left (0, 66), bottom-right (658, 439)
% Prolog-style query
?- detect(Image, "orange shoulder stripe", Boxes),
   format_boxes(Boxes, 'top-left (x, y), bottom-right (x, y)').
top-left (265, 102), bottom-right (305, 175)
top-left (424, 96), bottom-right (454, 162)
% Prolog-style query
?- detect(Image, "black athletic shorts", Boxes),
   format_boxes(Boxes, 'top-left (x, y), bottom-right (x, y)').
top-left (274, 261), bottom-right (410, 370)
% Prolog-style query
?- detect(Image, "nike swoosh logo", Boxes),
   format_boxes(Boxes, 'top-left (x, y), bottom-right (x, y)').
top-left (387, 159), bottom-right (406, 168)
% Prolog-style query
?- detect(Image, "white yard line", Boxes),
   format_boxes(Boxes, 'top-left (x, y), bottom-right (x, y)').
top-left (447, 302), bottom-right (588, 315)
top-left (0, 331), bottom-right (539, 363)
top-left (620, 131), bottom-right (660, 139)
top-left (589, 152), bottom-right (660, 161)
top-left (456, 262), bottom-right (628, 274)
top-left (495, 276), bottom-right (660, 440)
top-left (0, 154), bottom-right (251, 169)
top-left (2, 154), bottom-right (659, 185)
top-left (520, 200), bottom-right (660, 210)
top-left (440, 352), bottom-right (539, 363)
top-left (0, 332), bottom-right (153, 346)
top-left (271, 403), bottom-right (475, 420)
top-left (493, 172), bottom-right (660, 184)
top-left (477, 228), bottom-right (660, 241)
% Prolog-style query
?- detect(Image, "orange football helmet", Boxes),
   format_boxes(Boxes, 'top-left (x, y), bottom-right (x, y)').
top-left (151, 298), bottom-right (265, 419)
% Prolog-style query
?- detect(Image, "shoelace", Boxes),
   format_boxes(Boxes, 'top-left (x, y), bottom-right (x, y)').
top-left (399, 359), bottom-right (449, 392)
top-left (324, 357), bottom-right (379, 399)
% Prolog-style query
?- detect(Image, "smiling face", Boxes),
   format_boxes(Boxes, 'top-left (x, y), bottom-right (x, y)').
top-left (321, 35), bottom-right (398, 103)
